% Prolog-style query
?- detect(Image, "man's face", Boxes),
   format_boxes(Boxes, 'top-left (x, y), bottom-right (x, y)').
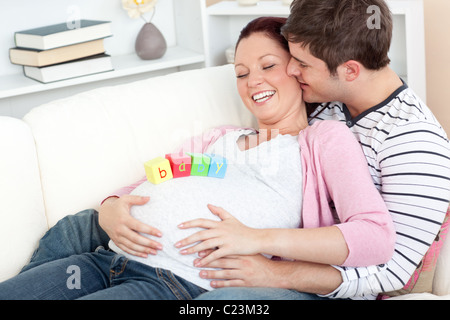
top-left (287, 42), bottom-right (344, 104)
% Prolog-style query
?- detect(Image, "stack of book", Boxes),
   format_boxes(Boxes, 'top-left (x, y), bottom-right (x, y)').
top-left (9, 20), bottom-right (114, 83)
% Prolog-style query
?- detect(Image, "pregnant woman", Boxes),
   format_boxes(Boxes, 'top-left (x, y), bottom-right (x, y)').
top-left (0, 17), bottom-right (394, 300)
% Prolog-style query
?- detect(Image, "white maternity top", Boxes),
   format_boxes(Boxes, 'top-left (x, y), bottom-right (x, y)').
top-left (109, 129), bottom-right (303, 290)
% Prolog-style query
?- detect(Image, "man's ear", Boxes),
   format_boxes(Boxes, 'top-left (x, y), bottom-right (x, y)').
top-left (340, 60), bottom-right (360, 81)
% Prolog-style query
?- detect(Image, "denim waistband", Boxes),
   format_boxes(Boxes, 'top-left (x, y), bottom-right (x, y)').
top-left (107, 251), bottom-right (207, 300)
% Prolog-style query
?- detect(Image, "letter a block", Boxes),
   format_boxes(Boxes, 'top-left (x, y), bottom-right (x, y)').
top-left (165, 153), bottom-right (191, 178)
top-left (206, 154), bottom-right (227, 178)
top-left (144, 157), bottom-right (173, 184)
top-left (188, 153), bottom-right (211, 177)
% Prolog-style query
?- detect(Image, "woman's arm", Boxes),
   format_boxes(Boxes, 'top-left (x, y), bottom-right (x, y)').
top-left (309, 121), bottom-right (396, 266)
top-left (178, 121), bottom-right (396, 267)
top-left (99, 195), bottom-right (163, 257)
top-left (177, 204), bottom-right (349, 267)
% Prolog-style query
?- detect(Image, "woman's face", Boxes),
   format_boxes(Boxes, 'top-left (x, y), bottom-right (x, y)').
top-left (234, 32), bottom-right (303, 127)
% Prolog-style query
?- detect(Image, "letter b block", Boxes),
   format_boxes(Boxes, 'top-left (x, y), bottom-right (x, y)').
top-left (165, 153), bottom-right (191, 178)
top-left (144, 157), bottom-right (173, 184)
top-left (206, 154), bottom-right (227, 178)
top-left (188, 153), bottom-right (211, 177)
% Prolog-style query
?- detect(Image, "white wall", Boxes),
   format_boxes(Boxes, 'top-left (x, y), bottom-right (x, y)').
top-left (424, 0), bottom-right (450, 135)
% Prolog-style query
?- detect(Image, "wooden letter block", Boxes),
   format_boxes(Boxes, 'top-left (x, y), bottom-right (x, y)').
top-left (206, 154), bottom-right (227, 178)
top-left (188, 153), bottom-right (211, 177)
top-left (165, 153), bottom-right (191, 178)
top-left (144, 157), bottom-right (173, 184)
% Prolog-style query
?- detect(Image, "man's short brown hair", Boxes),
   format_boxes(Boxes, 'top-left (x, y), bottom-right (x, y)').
top-left (281, 0), bottom-right (393, 75)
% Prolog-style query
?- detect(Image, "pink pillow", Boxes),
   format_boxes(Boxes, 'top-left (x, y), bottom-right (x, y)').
top-left (380, 206), bottom-right (450, 298)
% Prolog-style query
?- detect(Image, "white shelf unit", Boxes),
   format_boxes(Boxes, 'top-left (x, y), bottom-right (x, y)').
top-left (204, 0), bottom-right (427, 102)
top-left (0, 0), bottom-right (207, 117)
top-left (0, 47), bottom-right (204, 99)
top-left (0, 0), bottom-right (427, 117)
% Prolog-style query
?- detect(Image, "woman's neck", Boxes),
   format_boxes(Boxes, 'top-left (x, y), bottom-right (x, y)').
top-left (239, 117), bottom-right (307, 151)
top-left (257, 109), bottom-right (308, 139)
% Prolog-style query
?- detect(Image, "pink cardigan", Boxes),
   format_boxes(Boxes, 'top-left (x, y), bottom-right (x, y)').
top-left (110, 121), bottom-right (396, 267)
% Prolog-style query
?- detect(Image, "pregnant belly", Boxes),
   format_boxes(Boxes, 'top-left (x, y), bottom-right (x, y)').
top-left (126, 176), bottom-right (231, 290)
top-left (130, 176), bottom-right (224, 251)
top-left (120, 167), bottom-right (300, 290)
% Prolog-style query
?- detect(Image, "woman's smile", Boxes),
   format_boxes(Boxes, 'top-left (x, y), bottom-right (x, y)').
top-left (252, 90), bottom-right (276, 104)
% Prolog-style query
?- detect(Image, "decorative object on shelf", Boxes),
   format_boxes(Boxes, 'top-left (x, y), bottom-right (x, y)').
top-left (122, 0), bottom-right (167, 60)
top-left (225, 46), bottom-right (235, 64)
top-left (282, 0), bottom-right (293, 5)
top-left (237, 0), bottom-right (259, 6)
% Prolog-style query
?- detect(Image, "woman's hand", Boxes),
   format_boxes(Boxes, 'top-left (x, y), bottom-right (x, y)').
top-left (98, 195), bottom-right (163, 257)
top-left (175, 204), bottom-right (262, 266)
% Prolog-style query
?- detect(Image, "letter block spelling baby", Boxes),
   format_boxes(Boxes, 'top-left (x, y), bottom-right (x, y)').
top-left (144, 153), bottom-right (227, 184)
top-left (144, 157), bottom-right (174, 184)
top-left (166, 153), bottom-right (191, 178)
top-left (188, 153), bottom-right (211, 177)
top-left (206, 154), bottom-right (227, 178)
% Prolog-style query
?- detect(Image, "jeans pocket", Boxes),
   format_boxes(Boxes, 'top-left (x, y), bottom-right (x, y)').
top-left (109, 253), bottom-right (128, 282)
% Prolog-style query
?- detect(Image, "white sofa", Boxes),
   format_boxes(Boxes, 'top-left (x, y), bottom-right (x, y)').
top-left (0, 65), bottom-right (449, 300)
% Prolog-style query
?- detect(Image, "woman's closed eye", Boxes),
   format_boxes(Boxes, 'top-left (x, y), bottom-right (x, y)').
top-left (236, 64), bottom-right (275, 78)
top-left (263, 64), bottom-right (275, 70)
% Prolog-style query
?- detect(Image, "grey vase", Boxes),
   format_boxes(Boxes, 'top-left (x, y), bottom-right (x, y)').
top-left (135, 22), bottom-right (167, 60)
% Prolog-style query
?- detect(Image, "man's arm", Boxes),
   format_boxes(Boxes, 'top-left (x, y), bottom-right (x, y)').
top-left (198, 254), bottom-right (343, 296)
top-left (331, 121), bottom-right (450, 298)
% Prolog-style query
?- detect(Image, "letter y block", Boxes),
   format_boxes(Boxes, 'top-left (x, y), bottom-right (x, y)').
top-left (206, 154), bottom-right (227, 178)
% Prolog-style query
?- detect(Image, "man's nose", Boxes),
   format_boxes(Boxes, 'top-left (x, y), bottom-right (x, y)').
top-left (287, 58), bottom-right (301, 77)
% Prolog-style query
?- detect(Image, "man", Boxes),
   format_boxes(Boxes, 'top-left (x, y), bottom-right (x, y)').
top-left (197, 0), bottom-right (450, 300)
top-left (21, 0), bottom-right (450, 300)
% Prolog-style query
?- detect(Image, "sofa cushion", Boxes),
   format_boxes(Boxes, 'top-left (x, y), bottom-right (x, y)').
top-left (433, 207), bottom-right (450, 295)
top-left (0, 117), bottom-right (47, 281)
top-left (23, 65), bottom-right (255, 227)
top-left (381, 206), bottom-right (450, 298)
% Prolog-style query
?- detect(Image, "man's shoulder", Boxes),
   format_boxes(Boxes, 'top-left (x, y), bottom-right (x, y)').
top-left (309, 102), bottom-right (346, 122)
top-left (381, 88), bottom-right (448, 137)
top-left (384, 87), bottom-right (431, 120)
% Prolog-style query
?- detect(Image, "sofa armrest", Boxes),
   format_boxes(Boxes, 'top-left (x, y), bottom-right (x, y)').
top-left (0, 117), bottom-right (47, 281)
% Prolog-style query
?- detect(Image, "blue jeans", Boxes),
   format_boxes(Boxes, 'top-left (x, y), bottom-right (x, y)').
top-left (21, 209), bottom-right (110, 273)
top-left (196, 287), bottom-right (328, 300)
top-left (0, 249), bottom-right (206, 300)
top-left (16, 209), bottom-right (328, 300)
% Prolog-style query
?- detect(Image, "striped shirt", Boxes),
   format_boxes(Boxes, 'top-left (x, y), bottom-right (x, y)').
top-left (310, 83), bottom-right (450, 299)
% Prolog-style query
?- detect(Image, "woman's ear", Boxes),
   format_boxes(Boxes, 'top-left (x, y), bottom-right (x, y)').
top-left (340, 60), bottom-right (360, 82)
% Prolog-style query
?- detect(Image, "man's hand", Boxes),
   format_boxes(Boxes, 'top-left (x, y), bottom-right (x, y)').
top-left (195, 252), bottom-right (342, 295)
top-left (195, 254), bottom-right (279, 289)
top-left (98, 195), bottom-right (163, 257)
